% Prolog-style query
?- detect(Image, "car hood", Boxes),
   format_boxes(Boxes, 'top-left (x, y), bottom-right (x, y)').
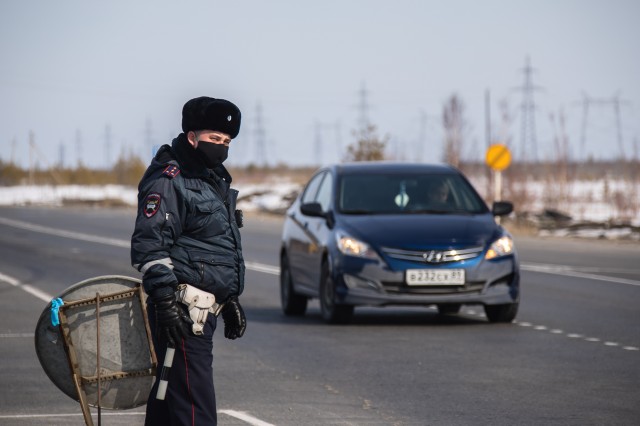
top-left (339, 213), bottom-right (500, 248)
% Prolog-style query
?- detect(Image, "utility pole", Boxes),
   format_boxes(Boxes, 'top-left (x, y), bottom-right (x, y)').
top-left (144, 118), bottom-right (154, 159)
top-left (29, 131), bottom-right (35, 184)
top-left (75, 129), bottom-right (83, 167)
top-left (59, 142), bottom-right (65, 168)
top-left (576, 92), bottom-right (630, 160)
top-left (613, 94), bottom-right (625, 158)
top-left (105, 124), bottom-right (112, 168)
top-left (515, 56), bottom-right (542, 162)
top-left (334, 121), bottom-right (342, 160)
top-left (314, 121), bottom-right (342, 165)
top-left (357, 82), bottom-right (371, 131)
top-left (10, 137), bottom-right (17, 165)
top-left (314, 121), bottom-right (323, 166)
top-left (485, 89), bottom-right (492, 199)
top-left (254, 102), bottom-right (266, 166)
top-left (417, 110), bottom-right (428, 163)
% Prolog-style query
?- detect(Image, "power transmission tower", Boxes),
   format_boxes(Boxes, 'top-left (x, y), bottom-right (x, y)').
top-left (314, 121), bottom-right (323, 166)
top-left (254, 102), bottom-right (267, 166)
top-left (75, 129), bottom-right (83, 167)
top-left (29, 131), bottom-right (35, 184)
top-left (144, 118), bottom-right (155, 159)
top-left (58, 142), bottom-right (66, 167)
top-left (418, 110), bottom-right (428, 162)
top-left (10, 137), bottom-right (17, 165)
top-left (577, 92), bottom-right (630, 159)
top-left (334, 121), bottom-right (343, 156)
top-left (357, 82), bottom-right (371, 131)
top-left (29, 132), bottom-right (64, 184)
top-left (314, 121), bottom-right (343, 165)
top-left (515, 56), bottom-right (542, 162)
top-left (105, 124), bottom-right (112, 167)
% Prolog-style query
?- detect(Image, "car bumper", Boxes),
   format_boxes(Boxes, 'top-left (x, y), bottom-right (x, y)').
top-left (335, 255), bottom-right (519, 307)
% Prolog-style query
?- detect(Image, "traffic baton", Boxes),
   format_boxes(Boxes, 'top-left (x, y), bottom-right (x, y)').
top-left (156, 343), bottom-right (175, 400)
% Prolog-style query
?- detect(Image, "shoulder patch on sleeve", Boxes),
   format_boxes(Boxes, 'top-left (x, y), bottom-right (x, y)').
top-left (143, 193), bottom-right (162, 218)
top-left (162, 165), bottom-right (180, 179)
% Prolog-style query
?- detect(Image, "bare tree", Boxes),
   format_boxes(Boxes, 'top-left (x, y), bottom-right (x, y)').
top-left (343, 124), bottom-right (388, 162)
top-left (442, 94), bottom-right (466, 167)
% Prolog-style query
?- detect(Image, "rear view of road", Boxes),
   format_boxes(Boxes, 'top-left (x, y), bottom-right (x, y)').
top-left (0, 206), bottom-right (638, 425)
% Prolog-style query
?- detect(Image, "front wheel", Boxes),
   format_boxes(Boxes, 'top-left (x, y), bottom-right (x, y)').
top-left (280, 255), bottom-right (307, 316)
top-left (484, 302), bottom-right (519, 323)
top-left (320, 261), bottom-right (353, 324)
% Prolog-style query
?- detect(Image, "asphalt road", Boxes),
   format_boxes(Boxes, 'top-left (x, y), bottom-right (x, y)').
top-left (0, 206), bottom-right (638, 426)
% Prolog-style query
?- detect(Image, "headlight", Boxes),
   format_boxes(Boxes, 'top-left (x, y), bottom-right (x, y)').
top-left (336, 232), bottom-right (380, 260)
top-left (485, 236), bottom-right (514, 260)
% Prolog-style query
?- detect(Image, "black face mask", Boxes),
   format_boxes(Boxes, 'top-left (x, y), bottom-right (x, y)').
top-left (196, 142), bottom-right (229, 168)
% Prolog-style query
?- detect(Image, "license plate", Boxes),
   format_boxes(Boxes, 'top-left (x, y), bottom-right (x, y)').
top-left (406, 269), bottom-right (465, 286)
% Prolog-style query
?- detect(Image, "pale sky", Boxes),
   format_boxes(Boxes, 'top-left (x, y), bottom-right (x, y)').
top-left (1, 0), bottom-right (639, 169)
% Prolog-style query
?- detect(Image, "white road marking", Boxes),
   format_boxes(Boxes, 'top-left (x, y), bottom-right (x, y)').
top-left (245, 261), bottom-right (279, 275)
top-left (0, 217), bottom-right (278, 277)
top-left (521, 262), bottom-right (640, 287)
top-left (0, 270), bottom-right (277, 426)
top-left (0, 333), bottom-right (35, 338)
top-left (0, 272), bottom-right (52, 302)
top-left (0, 413), bottom-right (144, 419)
top-left (511, 321), bottom-right (638, 355)
top-left (0, 410), bottom-right (273, 425)
top-left (219, 410), bottom-right (276, 426)
top-left (2, 216), bottom-right (639, 287)
top-left (0, 216), bottom-right (130, 248)
top-left (2, 216), bottom-right (639, 360)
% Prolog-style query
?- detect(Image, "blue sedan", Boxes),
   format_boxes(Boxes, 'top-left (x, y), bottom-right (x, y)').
top-left (280, 162), bottom-right (520, 324)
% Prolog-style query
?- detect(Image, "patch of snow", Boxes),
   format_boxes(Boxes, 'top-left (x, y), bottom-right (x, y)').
top-left (0, 177), bottom-right (638, 240)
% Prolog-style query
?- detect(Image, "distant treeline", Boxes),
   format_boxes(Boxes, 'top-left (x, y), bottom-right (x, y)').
top-left (0, 156), bottom-right (320, 186)
top-left (1, 156), bottom-right (637, 187)
top-left (0, 156), bottom-right (147, 186)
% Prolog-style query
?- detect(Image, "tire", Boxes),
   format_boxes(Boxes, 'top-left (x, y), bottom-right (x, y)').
top-left (320, 260), bottom-right (354, 324)
top-left (484, 302), bottom-right (519, 323)
top-left (437, 304), bottom-right (462, 315)
top-left (280, 255), bottom-right (307, 316)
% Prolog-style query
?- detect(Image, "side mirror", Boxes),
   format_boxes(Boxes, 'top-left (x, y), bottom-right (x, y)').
top-left (492, 201), bottom-right (513, 217)
top-left (300, 202), bottom-right (325, 218)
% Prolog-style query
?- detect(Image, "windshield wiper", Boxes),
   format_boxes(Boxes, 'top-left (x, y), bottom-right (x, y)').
top-left (341, 209), bottom-right (374, 215)
top-left (405, 209), bottom-right (467, 215)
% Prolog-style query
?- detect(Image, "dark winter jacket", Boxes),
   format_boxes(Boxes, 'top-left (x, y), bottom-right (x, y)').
top-left (131, 134), bottom-right (245, 302)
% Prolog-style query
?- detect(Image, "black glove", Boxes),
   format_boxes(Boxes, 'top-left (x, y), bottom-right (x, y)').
top-left (153, 292), bottom-right (193, 346)
top-left (221, 297), bottom-right (246, 339)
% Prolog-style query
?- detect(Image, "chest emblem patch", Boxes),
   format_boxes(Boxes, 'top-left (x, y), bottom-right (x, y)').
top-left (143, 193), bottom-right (162, 218)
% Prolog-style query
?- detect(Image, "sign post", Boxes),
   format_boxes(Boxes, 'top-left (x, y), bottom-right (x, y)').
top-left (485, 143), bottom-right (512, 202)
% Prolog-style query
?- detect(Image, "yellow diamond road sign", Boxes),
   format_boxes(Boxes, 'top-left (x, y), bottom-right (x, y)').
top-left (485, 144), bottom-right (511, 171)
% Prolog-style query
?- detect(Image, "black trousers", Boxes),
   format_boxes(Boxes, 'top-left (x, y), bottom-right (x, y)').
top-left (145, 302), bottom-right (217, 426)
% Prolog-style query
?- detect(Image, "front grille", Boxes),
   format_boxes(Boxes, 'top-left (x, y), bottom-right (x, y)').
top-left (381, 281), bottom-right (485, 295)
top-left (381, 246), bottom-right (484, 264)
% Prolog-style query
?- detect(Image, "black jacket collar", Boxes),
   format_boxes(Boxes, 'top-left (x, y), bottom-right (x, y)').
top-left (171, 133), bottom-right (233, 184)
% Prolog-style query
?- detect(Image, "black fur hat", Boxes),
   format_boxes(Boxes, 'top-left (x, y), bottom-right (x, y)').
top-left (181, 97), bottom-right (241, 138)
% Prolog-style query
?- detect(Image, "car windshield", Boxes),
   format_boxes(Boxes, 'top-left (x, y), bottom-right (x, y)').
top-left (338, 173), bottom-right (487, 215)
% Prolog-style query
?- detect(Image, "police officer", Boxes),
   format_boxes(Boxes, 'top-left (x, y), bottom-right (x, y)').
top-left (131, 96), bottom-right (247, 426)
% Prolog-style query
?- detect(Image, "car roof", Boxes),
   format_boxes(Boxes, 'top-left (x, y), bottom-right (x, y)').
top-left (332, 162), bottom-right (458, 175)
